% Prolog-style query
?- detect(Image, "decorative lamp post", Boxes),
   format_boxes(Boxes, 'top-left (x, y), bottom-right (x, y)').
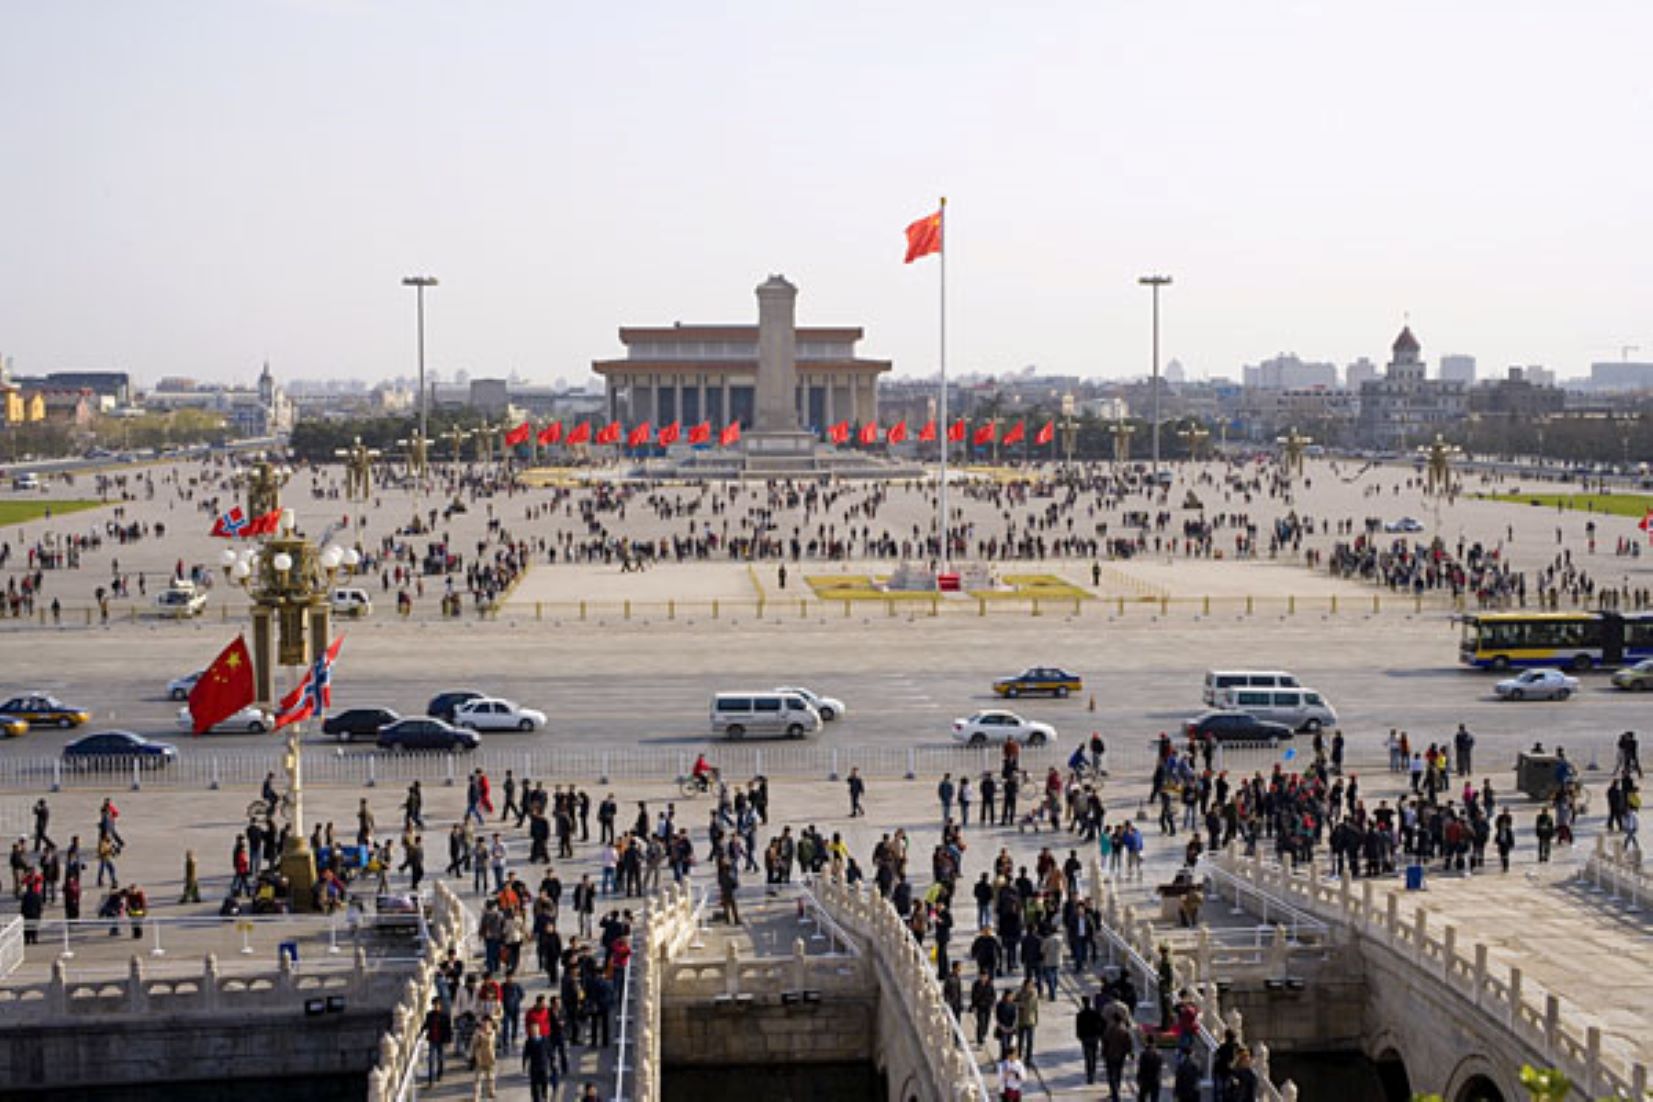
top-left (1110, 419), bottom-right (1136, 466)
top-left (1178, 423), bottom-right (1210, 463)
top-left (333, 437), bottom-right (380, 501)
top-left (247, 460), bottom-right (291, 520)
top-left (1276, 428), bottom-right (1313, 481)
top-left (443, 425), bottom-right (473, 467)
top-left (1419, 434), bottom-right (1462, 532)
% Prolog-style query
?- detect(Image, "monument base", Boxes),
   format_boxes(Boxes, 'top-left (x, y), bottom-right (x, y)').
top-left (280, 837), bottom-right (319, 913)
top-left (742, 430), bottom-right (818, 456)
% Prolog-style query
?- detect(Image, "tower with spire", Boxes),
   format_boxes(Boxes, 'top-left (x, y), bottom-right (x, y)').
top-left (1387, 325), bottom-right (1425, 387)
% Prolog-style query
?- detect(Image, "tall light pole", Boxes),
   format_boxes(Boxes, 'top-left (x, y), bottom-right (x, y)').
top-left (402, 276), bottom-right (439, 446)
top-left (1139, 275), bottom-right (1172, 474)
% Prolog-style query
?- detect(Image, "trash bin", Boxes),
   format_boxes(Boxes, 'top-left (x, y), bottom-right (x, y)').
top-left (1404, 864), bottom-right (1425, 891)
top-left (279, 940), bottom-right (300, 966)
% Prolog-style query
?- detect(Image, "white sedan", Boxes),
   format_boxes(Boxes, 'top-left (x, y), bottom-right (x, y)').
top-left (1494, 669), bottom-right (1580, 702)
top-left (167, 671), bottom-right (203, 700)
top-left (175, 705), bottom-right (276, 733)
top-left (775, 687), bottom-right (846, 722)
top-left (453, 697), bottom-right (548, 732)
top-left (1384, 517), bottom-right (1425, 533)
top-left (951, 710), bottom-right (1056, 747)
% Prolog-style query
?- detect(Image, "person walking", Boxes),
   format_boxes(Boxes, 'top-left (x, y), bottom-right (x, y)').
top-left (847, 768), bottom-right (866, 817)
top-left (522, 1023), bottom-right (557, 1102)
top-left (1075, 994), bottom-right (1104, 1085)
top-left (998, 1044), bottom-right (1027, 1102)
top-left (1013, 976), bottom-right (1040, 1063)
top-left (180, 850), bottom-right (201, 904)
top-left (1137, 1042), bottom-right (1165, 1101)
top-left (970, 970), bottom-right (996, 1046)
top-left (938, 773), bottom-right (955, 825)
top-left (1454, 723), bottom-right (1476, 777)
top-left (423, 996), bottom-right (453, 1086)
top-left (1102, 1011), bottom-right (1135, 1102)
top-left (469, 1015), bottom-right (499, 1101)
top-left (32, 798), bottom-right (53, 852)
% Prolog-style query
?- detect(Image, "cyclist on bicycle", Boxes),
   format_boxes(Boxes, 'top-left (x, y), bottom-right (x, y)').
top-left (692, 753), bottom-right (717, 791)
top-left (261, 772), bottom-right (280, 811)
top-left (1066, 745), bottom-right (1089, 776)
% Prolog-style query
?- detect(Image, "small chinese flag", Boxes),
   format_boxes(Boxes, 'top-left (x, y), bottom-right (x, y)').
top-left (827, 421), bottom-right (850, 445)
top-left (688, 422), bottom-right (712, 446)
top-left (1035, 421), bottom-right (1055, 446)
top-left (537, 422), bottom-right (564, 447)
top-left (627, 422), bottom-right (652, 448)
top-left (504, 421), bottom-right (532, 447)
top-left (1640, 508), bottom-right (1652, 534)
top-left (947, 419), bottom-right (967, 443)
top-left (567, 421), bottom-right (592, 445)
top-left (917, 420), bottom-right (937, 443)
top-left (658, 421), bottom-right (681, 446)
top-left (858, 423), bottom-right (879, 446)
top-left (188, 636), bottom-right (255, 735)
top-left (1002, 421), bottom-right (1025, 446)
top-left (719, 422), bottom-right (742, 447)
top-left (904, 208), bottom-right (943, 264)
top-left (596, 422), bottom-right (622, 446)
top-left (887, 421), bottom-right (908, 444)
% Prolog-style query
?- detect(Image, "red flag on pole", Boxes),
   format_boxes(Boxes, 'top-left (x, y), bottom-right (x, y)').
top-left (504, 422), bottom-right (531, 447)
top-left (627, 422), bottom-right (652, 448)
top-left (596, 422), bottom-right (622, 446)
top-left (187, 636), bottom-right (255, 735)
top-left (719, 422), bottom-right (741, 447)
top-left (827, 421), bottom-right (850, 445)
top-left (947, 419), bottom-right (966, 443)
top-left (1640, 508), bottom-right (1653, 535)
top-left (1035, 420), bottom-right (1055, 447)
top-left (973, 423), bottom-right (997, 446)
top-left (567, 421), bottom-right (592, 445)
top-left (904, 209), bottom-right (943, 264)
top-left (658, 421), bottom-right (681, 446)
top-left (249, 508), bottom-right (283, 536)
top-left (858, 423), bottom-right (880, 445)
top-left (210, 507), bottom-right (250, 538)
top-left (917, 420), bottom-right (937, 443)
top-left (688, 422), bottom-right (712, 446)
top-left (1002, 421), bottom-right (1025, 446)
top-left (537, 422), bottom-right (564, 446)
top-left (887, 421), bottom-right (909, 444)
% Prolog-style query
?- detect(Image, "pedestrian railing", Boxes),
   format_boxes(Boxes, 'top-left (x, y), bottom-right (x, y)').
top-left (365, 881), bottom-right (467, 1102)
top-left (0, 917), bottom-right (22, 979)
top-left (1199, 862), bottom-right (1333, 945)
top-left (613, 909), bottom-right (649, 1102)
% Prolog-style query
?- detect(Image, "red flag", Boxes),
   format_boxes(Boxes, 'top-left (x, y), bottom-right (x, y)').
top-left (187, 636), bottom-right (255, 735)
top-left (537, 422), bottom-right (564, 446)
top-left (719, 422), bottom-right (741, 447)
top-left (628, 422), bottom-right (652, 448)
top-left (1002, 421), bottom-right (1025, 446)
top-left (1641, 509), bottom-right (1653, 534)
top-left (827, 421), bottom-right (850, 445)
top-left (859, 423), bottom-right (880, 445)
top-left (917, 420), bottom-right (937, 443)
top-left (973, 423), bottom-right (997, 446)
top-left (567, 421), bottom-right (592, 445)
top-left (210, 507), bottom-right (250, 538)
top-left (250, 508), bottom-right (283, 536)
top-left (504, 421), bottom-right (531, 447)
top-left (887, 421), bottom-right (909, 444)
top-left (688, 422), bottom-right (712, 446)
top-left (1034, 420), bottom-right (1055, 446)
top-left (904, 208), bottom-right (943, 264)
top-left (947, 419), bottom-right (966, 443)
top-left (596, 421), bottom-right (622, 446)
top-left (658, 421), bottom-right (681, 446)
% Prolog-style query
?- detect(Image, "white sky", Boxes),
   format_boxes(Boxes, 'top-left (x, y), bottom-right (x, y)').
top-left (2, 1), bottom-right (1649, 387)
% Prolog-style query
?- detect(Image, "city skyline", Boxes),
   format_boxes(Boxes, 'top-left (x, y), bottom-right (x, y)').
top-left (1, 2), bottom-right (1648, 387)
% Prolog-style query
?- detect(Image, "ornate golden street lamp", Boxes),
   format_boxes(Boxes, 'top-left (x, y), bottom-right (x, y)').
top-left (1277, 427), bottom-right (1313, 480)
top-left (1177, 423), bottom-right (1210, 462)
top-left (1109, 420), bottom-right (1136, 465)
top-left (334, 436), bottom-right (380, 501)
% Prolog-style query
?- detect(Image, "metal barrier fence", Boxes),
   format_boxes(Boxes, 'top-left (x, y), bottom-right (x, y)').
top-left (0, 918), bottom-right (22, 978)
top-left (0, 740), bottom-right (1300, 795)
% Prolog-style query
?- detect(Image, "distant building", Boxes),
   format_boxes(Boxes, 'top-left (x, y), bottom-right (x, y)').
top-left (1345, 358), bottom-right (1378, 390)
top-left (1356, 326), bottom-right (1467, 447)
top-left (1469, 367), bottom-right (1566, 419)
top-left (1163, 359), bottom-right (1186, 385)
top-left (1242, 354), bottom-right (1338, 390)
top-left (1588, 361), bottom-right (1653, 392)
top-left (144, 362), bottom-right (293, 437)
top-left (1439, 354), bottom-right (1477, 385)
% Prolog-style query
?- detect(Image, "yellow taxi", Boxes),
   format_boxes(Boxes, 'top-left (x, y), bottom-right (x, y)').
top-left (991, 667), bottom-right (1084, 699)
top-left (0, 715), bottom-right (26, 738)
top-left (0, 693), bottom-right (92, 730)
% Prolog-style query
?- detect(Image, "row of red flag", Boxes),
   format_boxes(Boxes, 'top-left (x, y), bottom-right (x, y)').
top-left (187, 634), bottom-right (343, 734)
top-left (499, 417), bottom-right (1056, 450)
top-left (210, 506), bottom-right (283, 539)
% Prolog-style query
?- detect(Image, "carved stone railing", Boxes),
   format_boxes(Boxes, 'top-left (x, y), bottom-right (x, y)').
top-left (626, 882), bottom-right (701, 1102)
top-left (814, 872), bottom-right (990, 1102)
top-left (1216, 847), bottom-right (1650, 1101)
top-left (363, 881), bottom-right (467, 1102)
top-left (1582, 834), bottom-right (1649, 911)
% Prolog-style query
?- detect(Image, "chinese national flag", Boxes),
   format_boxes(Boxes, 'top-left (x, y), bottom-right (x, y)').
top-left (973, 423), bottom-right (997, 446)
top-left (917, 420), bottom-right (937, 443)
top-left (719, 422), bottom-right (741, 447)
top-left (567, 421), bottom-right (592, 445)
top-left (1641, 508), bottom-right (1653, 534)
top-left (537, 422), bottom-right (564, 447)
top-left (658, 421), bottom-right (681, 446)
top-left (504, 421), bottom-right (531, 447)
top-left (887, 421), bottom-right (908, 444)
top-left (904, 208), bottom-right (943, 264)
top-left (596, 421), bottom-right (622, 445)
top-left (858, 422), bottom-right (880, 445)
top-left (628, 422), bottom-right (652, 448)
top-left (1002, 421), bottom-right (1025, 446)
top-left (827, 421), bottom-right (850, 445)
top-left (188, 636), bottom-right (255, 735)
top-left (688, 422), bottom-right (712, 446)
top-left (1035, 420), bottom-right (1055, 446)
top-left (947, 419), bottom-right (966, 443)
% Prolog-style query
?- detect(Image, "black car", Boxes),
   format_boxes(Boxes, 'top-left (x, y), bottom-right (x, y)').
top-left (1183, 710), bottom-right (1294, 745)
top-left (378, 718), bottom-right (480, 753)
top-left (63, 730), bottom-right (179, 768)
top-left (323, 707), bottom-right (400, 743)
top-left (426, 690), bottom-right (484, 723)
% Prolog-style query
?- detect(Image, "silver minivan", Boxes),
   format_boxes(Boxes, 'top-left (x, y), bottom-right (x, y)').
top-left (1216, 687), bottom-right (1338, 733)
top-left (710, 692), bottom-right (822, 740)
top-left (1202, 670), bottom-right (1301, 706)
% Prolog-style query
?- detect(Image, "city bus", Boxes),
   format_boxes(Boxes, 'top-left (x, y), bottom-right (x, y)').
top-left (1457, 611), bottom-right (1653, 671)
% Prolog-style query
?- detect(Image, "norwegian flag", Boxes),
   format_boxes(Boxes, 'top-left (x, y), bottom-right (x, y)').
top-left (211, 507), bottom-right (250, 538)
top-left (274, 636), bottom-right (344, 730)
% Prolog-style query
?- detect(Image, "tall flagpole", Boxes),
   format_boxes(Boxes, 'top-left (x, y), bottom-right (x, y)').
top-left (937, 196), bottom-right (949, 577)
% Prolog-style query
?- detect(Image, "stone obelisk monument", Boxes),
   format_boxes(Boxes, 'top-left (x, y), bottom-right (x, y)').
top-left (744, 274), bottom-right (815, 460)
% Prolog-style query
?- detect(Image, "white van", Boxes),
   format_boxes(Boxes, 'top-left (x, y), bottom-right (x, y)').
top-left (1216, 686), bottom-right (1338, 733)
top-left (331, 587), bottom-right (373, 618)
top-left (1202, 670), bottom-right (1301, 706)
top-left (710, 692), bottom-right (822, 740)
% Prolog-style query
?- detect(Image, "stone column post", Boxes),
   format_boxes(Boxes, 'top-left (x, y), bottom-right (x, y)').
top-left (1507, 966), bottom-right (1523, 1029)
top-left (1442, 924), bottom-right (1457, 978)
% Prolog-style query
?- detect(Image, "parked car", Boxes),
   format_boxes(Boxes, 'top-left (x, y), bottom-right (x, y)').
top-left (773, 687), bottom-right (846, 721)
top-left (1384, 517), bottom-right (1425, 533)
top-left (426, 690), bottom-right (485, 723)
top-left (323, 707), bottom-right (401, 743)
top-left (951, 710), bottom-right (1056, 747)
top-left (63, 730), bottom-right (178, 767)
top-left (0, 693), bottom-right (91, 729)
top-left (1183, 710), bottom-right (1295, 745)
top-left (992, 667), bottom-right (1083, 699)
top-left (710, 693), bottom-right (822, 740)
top-left (167, 671), bottom-right (204, 701)
top-left (175, 705), bottom-right (274, 734)
top-left (1610, 658), bottom-right (1653, 691)
top-left (0, 715), bottom-right (27, 738)
top-left (1495, 668), bottom-right (1579, 701)
top-left (153, 580), bottom-right (208, 618)
top-left (453, 697), bottom-right (547, 732)
top-left (377, 718), bottom-right (480, 753)
top-left (330, 587), bottom-right (373, 618)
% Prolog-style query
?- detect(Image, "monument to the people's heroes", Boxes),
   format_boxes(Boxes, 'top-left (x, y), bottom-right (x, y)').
top-left (745, 273), bottom-right (819, 462)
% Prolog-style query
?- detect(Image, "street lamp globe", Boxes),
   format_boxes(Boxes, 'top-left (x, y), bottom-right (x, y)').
top-left (272, 552), bottom-right (294, 573)
top-left (220, 548), bottom-right (238, 568)
top-left (232, 560), bottom-right (252, 582)
top-left (343, 549), bottom-right (361, 569)
top-left (320, 545), bottom-right (344, 571)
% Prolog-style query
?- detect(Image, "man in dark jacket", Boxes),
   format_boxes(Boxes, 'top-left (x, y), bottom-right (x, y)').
top-left (423, 996), bottom-right (452, 1086)
top-left (1075, 994), bottom-right (1104, 1084)
top-left (1137, 1043), bottom-right (1164, 1101)
top-left (1102, 1014), bottom-right (1136, 1101)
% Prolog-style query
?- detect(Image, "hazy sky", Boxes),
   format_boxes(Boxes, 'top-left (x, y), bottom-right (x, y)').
top-left (3, 2), bottom-right (1649, 388)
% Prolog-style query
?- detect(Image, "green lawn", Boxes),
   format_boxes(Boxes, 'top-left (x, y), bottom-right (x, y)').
top-left (0, 499), bottom-right (104, 526)
top-left (1482, 492), bottom-right (1653, 518)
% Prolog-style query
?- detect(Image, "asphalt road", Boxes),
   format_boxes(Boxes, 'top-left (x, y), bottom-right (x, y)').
top-left (0, 612), bottom-right (1639, 772)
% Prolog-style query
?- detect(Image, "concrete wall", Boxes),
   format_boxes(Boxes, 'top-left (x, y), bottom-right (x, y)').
top-left (661, 995), bottom-right (875, 1066)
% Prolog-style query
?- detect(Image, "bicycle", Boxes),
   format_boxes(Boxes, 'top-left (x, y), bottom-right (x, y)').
top-left (246, 791), bottom-right (294, 822)
top-left (677, 770), bottom-right (726, 800)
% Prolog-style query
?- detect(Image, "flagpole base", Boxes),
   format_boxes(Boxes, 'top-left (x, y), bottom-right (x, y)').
top-left (280, 836), bottom-right (320, 914)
